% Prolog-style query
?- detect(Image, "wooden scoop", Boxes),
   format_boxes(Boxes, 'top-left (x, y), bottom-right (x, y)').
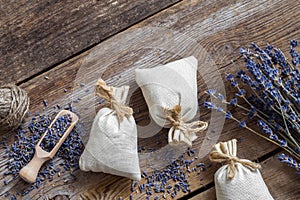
top-left (19, 110), bottom-right (79, 183)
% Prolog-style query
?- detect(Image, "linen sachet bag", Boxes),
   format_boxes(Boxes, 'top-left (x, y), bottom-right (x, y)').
top-left (79, 79), bottom-right (141, 180)
top-left (209, 139), bottom-right (274, 200)
top-left (135, 56), bottom-right (208, 146)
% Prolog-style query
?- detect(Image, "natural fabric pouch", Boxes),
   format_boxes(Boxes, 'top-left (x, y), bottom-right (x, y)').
top-left (79, 79), bottom-right (141, 181)
top-left (135, 56), bottom-right (208, 146)
top-left (209, 139), bottom-right (274, 200)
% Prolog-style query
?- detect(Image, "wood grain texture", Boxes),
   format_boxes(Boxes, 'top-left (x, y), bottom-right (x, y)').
top-left (136, 0), bottom-right (300, 68)
top-left (189, 187), bottom-right (216, 200)
top-left (0, 47), bottom-right (279, 199)
top-left (0, 0), bottom-right (181, 84)
top-left (191, 152), bottom-right (300, 200)
top-left (1, 0), bottom-right (300, 199)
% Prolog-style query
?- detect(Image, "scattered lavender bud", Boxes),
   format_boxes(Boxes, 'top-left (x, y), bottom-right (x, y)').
top-left (43, 100), bottom-right (49, 107)
top-left (5, 192), bottom-right (10, 197)
top-left (2, 111), bottom-right (84, 197)
top-left (133, 149), bottom-right (203, 199)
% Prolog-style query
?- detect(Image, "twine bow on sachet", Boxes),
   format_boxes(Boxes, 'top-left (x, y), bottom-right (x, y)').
top-left (164, 105), bottom-right (208, 146)
top-left (95, 79), bottom-right (133, 122)
top-left (209, 139), bottom-right (261, 179)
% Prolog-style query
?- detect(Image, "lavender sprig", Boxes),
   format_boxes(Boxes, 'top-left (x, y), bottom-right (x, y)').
top-left (205, 40), bottom-right (300, 172)
top-left (227, 73), bottom-right (300, 150)
top-left (204, 101), bottom-right (298, 159)
top-left (278, 153), bottom-right (300, 173)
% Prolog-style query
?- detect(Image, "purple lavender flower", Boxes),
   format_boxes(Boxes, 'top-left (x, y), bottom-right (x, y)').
top-left (236, 89), bottom-right (246, 97)
top-left (204, 102), bottom-right (216, 109)
top-left (278, 153), bottom-right (300, 172)
top-left (238, 121), bottom-right (246, 128)
top-left (217, 93), bottom-right (225, 102)
top-left (207, 89), bottom-right (216, 95)
top-left (290, 40), bottom-right (298, 48)
top-left (248, 107), bottom-right (256, 119)
top-left (231, 80), bottom-right (238, 87)
top-left (278, 139), bottom-right (288, 147)
top-left (225, 111), bottom-right (232, 119)
top-left (230, 98), bottom-right (238, 107)
top-left (257, 120), bottom-right (267, 128)
top-left (226, 74), bottom-right (234, 81)
top-left (240, 47), bottom-right (248, 55)
top-left (217, 107), bottom-right (224, 112)
top-left (205, 40), bottom-right (300, 172)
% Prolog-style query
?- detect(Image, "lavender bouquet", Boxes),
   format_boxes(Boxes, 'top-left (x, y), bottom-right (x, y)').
top-left (204, 40), bottom-right (300, 172)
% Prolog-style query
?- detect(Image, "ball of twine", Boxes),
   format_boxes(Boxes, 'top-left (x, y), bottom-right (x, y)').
top-left (0, 84), bottom-right (30, 133)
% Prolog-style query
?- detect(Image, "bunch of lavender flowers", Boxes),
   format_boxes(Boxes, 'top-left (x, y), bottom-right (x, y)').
top-left (204, 40), bottom-right (300, 172)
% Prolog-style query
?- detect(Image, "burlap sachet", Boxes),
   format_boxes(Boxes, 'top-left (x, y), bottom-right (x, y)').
top-left (210, 139), bottom-right (274, 200)
top-left (79, 79), bottom-right (141, 180)
top-left (135, 56), bottom-right (208, 146)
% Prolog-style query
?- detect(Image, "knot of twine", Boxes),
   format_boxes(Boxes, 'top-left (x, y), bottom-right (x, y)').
top-left (209, 140), bottom-right (261, 179)
top-left (95, 79), bottom-right (132, 121)
top-left (164, 105), bottom-right (208, 145)
top-left (0, 84), bottom-right (30, 133)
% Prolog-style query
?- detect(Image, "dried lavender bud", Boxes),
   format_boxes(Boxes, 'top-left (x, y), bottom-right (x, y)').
top-left (39, 114), bottom-right (72, 152)
top-left (130, 148), bottom-right (206, 199)
top-left (2, 111), bottom-right (84, 197)
top-left (43, 100), bottom-right (49, 107)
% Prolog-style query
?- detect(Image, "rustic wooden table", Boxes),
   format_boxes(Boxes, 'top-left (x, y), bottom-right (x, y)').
top-left (1, 0), bottom-right (300, 199)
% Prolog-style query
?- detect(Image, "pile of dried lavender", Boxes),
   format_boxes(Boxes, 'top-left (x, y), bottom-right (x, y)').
top-left (204, 40), bottom-right (300, 172)
top-left (2, 112), bottom-right (84, 198)
top-left (40, 114), bottom-right (73, 152)
top-left (129, 148), bottom-right (207, 200)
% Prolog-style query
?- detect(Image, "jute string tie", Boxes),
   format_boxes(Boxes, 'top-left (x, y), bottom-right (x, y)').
top-left (209, 139), bottom-right (261, 179)
top-left (95, 79), bottom-right (132, 122)
top-left (164, 105), bottom-right (208, 146)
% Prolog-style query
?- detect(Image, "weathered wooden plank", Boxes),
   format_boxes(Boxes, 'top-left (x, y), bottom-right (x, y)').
top-left (1, 50), bottom-right (279, 199)
top-left (136, 0), bottom-right (300, 67)
top-left (191, 153), bottom-right (300, 200)
top-left (0, 0), bottom-right (181, 84)
top-left (1, 0), bottom-right (300, 199)
top-left (189, 187), bottom-right (216, 200)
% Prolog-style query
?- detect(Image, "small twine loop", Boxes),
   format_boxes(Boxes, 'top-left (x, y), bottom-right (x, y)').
top-left (209, 139), bottom-right (261, 179)
top-left (164, 105), bottom-right (208, 146)
top-left (0, 84), bottom-right (30, 133)
top-left (95, 79), bottom-right (133, 122)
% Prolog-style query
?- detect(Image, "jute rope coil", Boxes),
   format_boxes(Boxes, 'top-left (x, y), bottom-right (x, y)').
top-left (95, 79), bottom-right (133, 122)
top-left (0, 84), bottom-right (30, 133)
